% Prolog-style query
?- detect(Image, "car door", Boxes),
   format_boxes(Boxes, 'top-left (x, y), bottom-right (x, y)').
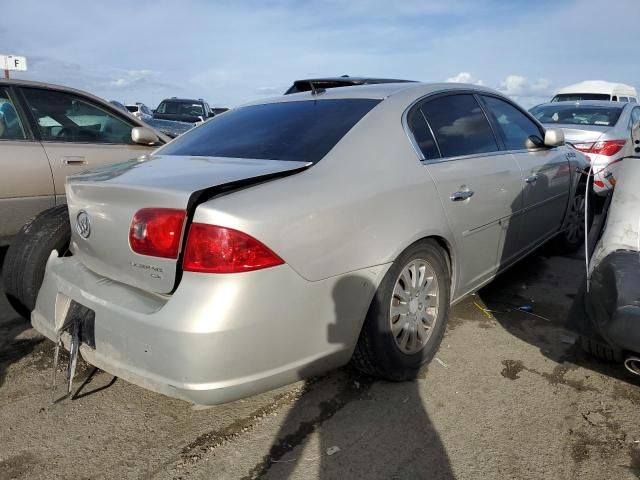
top-left (0, 86), bottom-right (55, 243)
top-left (408, 93), bottom-right (524, 296)
top-left (480, 94), bottom-right (570, 253)
top-left (19, 86), bottom-right (154, 201)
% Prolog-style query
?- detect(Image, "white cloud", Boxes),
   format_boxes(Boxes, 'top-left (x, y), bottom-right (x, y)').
top-left (497, 75), bottom-right (552, 107)
top-left (445, 72), bottom-right (484, 85)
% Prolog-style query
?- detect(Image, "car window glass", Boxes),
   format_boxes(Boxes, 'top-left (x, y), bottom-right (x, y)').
top-left (482, 95), bottom-right (542, 150)
top-left (22, 88), bottom-right (133, 144)
top-left (0, 88), bottom-right (27, 140)
top-left (530, 104), bottom-right (623, 127)
top-left (619, 97), bottom-right (629, 102)
top-left (157, 100), bottom-right (204, 116)
top-left (407, 107), bottom-right (440, 159)
top-left (632, 108), bottom-right (640, 124)
top-left (160, 99), bottom-right (380, 163)
top-left (630, 98), bottom-right (637, 104)
top-left (421, 94), bottom-right (498, 157)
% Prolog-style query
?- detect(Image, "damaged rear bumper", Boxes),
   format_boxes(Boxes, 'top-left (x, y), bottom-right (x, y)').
top-left (32, 255), bottom-right (387, 404)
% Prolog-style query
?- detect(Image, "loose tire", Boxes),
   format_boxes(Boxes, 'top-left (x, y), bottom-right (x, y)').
top-left (352, 239), bottom-right (451, 381)
top-left (3, 205), bottom-right (71, 319)
top-left (553, 182), bottom-right (593, 254)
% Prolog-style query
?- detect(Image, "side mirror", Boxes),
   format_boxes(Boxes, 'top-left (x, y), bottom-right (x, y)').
top-left (131, 126), bottom-right (159, 145)
top-left (525, 135), bottom-right (545, 150)
top-left (544, 128), bottom-right (565, 147)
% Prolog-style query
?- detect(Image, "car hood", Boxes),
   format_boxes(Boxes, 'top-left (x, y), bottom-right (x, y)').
top-left (65, 155), bottom-right (311, 294)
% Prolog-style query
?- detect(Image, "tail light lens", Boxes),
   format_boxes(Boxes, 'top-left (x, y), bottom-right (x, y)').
top-left (573, 140), bottom-right (626, 156)
top-left (183, 224), bottom-right (284, 273)
top-left (129, 208), bottom-right (186, 258)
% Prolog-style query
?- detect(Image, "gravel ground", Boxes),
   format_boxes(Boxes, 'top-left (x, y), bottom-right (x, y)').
top-left (1, 247), bottom-right (639, 480)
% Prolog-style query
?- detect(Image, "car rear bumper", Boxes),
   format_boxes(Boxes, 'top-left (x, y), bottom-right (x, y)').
top-left (32, 254), bottom-right (389, 404)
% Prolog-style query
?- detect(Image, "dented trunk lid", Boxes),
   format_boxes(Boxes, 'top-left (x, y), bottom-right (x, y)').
top-left (65, 155), bottom-right (309, 294)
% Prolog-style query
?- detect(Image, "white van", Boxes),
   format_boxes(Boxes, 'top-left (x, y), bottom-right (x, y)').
top-left (551, 80), bottom-right (637, 103)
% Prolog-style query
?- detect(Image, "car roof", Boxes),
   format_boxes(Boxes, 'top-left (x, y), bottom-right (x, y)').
top-left (245, 82), bottom-right (506, 106)
top-left (285, 76), bottom-right (416, 94)
top-left (160, 98), bottom-right (205, 102)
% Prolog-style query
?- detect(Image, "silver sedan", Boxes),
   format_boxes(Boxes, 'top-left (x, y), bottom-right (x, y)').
top-left (9, 82), bottom-right (589, 404)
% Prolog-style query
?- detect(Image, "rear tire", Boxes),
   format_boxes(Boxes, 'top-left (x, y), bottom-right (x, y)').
top-left (553, 183), bottom-right (592, 254)
top-left (352, 239), bottom-right (450, 381)
top-left (3, 205), bottom-right (71, 319)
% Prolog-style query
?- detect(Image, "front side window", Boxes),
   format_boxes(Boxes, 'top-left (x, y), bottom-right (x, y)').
top-left (160, 99), bottom-right (380, 163)
top-left (420, 94), bottom-right (498, 158)
top-left (0, 88), bottom-right (26, 140)
top-left (631, 108), bottom-right (640, 125)
top-left (482, 95), bottom-right (543, 150)
top-left (22, 88), bottom-right (134, 144)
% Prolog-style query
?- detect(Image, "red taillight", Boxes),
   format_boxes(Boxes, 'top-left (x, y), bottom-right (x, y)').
top-left (129, 208), bottom-right (186, 258)
top-left (183, 224), bottom-right (284, 273)
top-left (573, 140), bottom-right (626, 156)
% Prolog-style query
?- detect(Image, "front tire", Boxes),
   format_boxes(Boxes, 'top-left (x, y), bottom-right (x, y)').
top-left (3, 205), bottom-right (71, 319)
top-left (352, 239), bottom-right (450, 381)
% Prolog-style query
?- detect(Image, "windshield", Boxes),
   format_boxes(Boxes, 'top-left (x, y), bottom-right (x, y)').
top-left (529, 104), bottom-right (624, 127)
top-left (552, 93), bottom-right (610, 102)
top-left (159, 99), bottom-right (380, 163)
top-left (156, 100), bottom-right (204, 116)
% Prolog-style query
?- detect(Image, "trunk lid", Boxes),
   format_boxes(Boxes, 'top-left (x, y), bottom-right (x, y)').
top-left (552, 124), bottom-right (610, 144)
top-left (65, 155), bottom-right (309, 294)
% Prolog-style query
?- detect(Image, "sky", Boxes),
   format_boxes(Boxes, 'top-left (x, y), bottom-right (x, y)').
top-left (2, 0), bottom-right (639, 109)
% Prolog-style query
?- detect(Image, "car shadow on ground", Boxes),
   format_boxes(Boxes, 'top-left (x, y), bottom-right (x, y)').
top-left (245, 274), bottom-right (455, 479)
top-left (476, 246), bottom-right (640, 389)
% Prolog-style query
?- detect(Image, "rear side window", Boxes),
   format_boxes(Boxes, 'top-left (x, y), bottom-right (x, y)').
top-left (481, 95), bottom-right (543, 150)
top-left (421, 94), bottom-right (499, 158)
top-left (619, 97), bottom-right (629, 102)
top-left (160, 99), bottom-right (380, 163)
top-left (407, 108), bottom-right (440, 159)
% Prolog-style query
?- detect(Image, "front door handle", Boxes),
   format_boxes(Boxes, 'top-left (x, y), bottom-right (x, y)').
top-left (525, 174), bottom-right (539, 184)
top-left (62, 156), bottom-right (87, 166)
top-left (450, 190), bottom-right (474, 201)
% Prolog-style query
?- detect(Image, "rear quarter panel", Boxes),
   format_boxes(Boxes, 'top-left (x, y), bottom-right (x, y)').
top-left (192, 97), bottom-right (458, 291)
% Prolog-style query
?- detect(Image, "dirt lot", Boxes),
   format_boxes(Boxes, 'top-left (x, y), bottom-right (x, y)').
top-left (1, 247), bottom-right (639, 480)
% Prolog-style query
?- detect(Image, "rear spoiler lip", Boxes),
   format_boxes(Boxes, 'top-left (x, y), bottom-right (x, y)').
top-left (170, 162), bottom-right (313, 292)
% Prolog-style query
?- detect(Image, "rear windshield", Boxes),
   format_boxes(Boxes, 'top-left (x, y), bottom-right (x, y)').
top-left (552, 94), bottom-right (610, 102)
top-left (529, 104), bottom-right (623, 127)
top-left (159, 99), bottom-right (380, 163)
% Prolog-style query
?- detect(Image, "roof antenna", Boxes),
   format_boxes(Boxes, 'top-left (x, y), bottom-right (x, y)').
top-left (308, 81), bottom-right (325, 96)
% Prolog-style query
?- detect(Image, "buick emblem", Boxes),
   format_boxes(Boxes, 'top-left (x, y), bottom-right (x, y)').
top-left (76, 210), bottom-right (91, 239)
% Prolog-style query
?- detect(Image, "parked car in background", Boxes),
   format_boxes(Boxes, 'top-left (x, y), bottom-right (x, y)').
top-left (144, 118), bottom-right (195, 138)
top-left (284, 75), bottom-right (415, 94)
top-left (8, 82), bottom-right (589, 404)
top-left (530, 100), bottom-right (640, 194)
top-left (153, 97), bottom-right (214, 123)
top-left (0, 79), bottom-right (168, 246)
top-left (551, 81), bottom-right (637, 103)
top-left (126, 103), bottom-right (153, 121)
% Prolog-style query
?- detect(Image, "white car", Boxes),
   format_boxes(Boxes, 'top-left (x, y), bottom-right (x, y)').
top-left (126, 103), bottom-right (153, 121)
top-left (530, 100), bottom-right (640, 194)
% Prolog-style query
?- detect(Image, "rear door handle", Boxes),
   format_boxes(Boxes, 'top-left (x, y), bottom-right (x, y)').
top-left (450, 190), bottom-right (474, 201)
top-left (62, 156), bottom-right (87, 166)
top-left (525, 174), bottom-right (539, 184)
